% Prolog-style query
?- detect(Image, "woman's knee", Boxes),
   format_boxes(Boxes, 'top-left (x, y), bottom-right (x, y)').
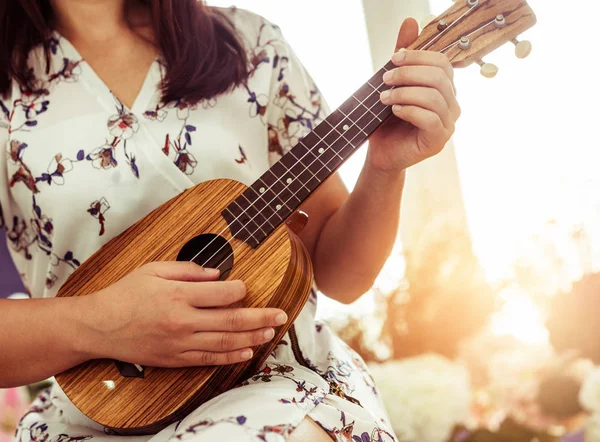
top-left (288, 417), bottom-right (332, 442)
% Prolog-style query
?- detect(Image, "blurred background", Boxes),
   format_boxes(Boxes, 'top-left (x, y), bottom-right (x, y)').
top-left (2, 0), bottom-right (600, 441)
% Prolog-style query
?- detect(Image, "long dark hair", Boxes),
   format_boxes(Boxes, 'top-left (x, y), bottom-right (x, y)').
top-left (0, 1), bottom-right (249, 103)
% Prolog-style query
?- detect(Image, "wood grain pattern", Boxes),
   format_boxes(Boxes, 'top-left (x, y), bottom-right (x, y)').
top-left (410, 0), bottom-right (536, 66)
top-left (55, 179), bottom-right (313, 434)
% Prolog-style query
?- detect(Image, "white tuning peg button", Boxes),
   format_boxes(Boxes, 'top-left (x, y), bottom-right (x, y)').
top-left (512, 39), bottom-right (532, 59)
top-left (420, 14), bottom-right (437, 28)
top-left (477, 60), bottom-right (498, 78)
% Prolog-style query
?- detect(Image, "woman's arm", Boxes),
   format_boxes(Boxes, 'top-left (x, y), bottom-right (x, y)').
top-left (0, 296), bottom-right (95, 387)
top-left (299, 19), bottom-right (460, 304)
top-left (0, 263), bottom-right (287, 388)
top-left (299, 168), bottom-right (404, 304)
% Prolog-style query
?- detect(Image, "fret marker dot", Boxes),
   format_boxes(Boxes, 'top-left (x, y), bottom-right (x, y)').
top-left (318, 148), bottom-right (325, 154)
top-left (259, 187), bottom-right (265, 193)
top-left (276, 204), bottom-right (282, 210)
top-left (343, 124), bottom-right (350, 131)
top-left (286, 178), bottom-right (293, 184)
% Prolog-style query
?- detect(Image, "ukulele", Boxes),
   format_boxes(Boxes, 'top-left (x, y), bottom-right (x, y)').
top-left (55, 0), bottom-right (537, 434)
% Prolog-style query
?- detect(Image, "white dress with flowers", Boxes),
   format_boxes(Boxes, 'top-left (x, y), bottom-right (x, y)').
top-left (1, 8), bottom-right (396, 442)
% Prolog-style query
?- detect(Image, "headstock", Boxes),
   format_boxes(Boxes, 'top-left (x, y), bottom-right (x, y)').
top-left (413, 0), bottom-right (537, 78)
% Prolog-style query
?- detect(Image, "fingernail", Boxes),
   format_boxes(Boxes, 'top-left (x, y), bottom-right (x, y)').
top-left (392, 48), bottom-right (407, 64)
top-left (204, 268), bottom-right (220, 276)
top-left (392, 104), bottom-right (402, 113)
top-left (382, 70), bottom-right (394, 84)
top-left (264, 328), bottom-right (275, 340)
top-left (241, 349), bottom-right (253, 360)
top-left (275, 312), bottom-right (288, 325)
top-left (380, 90), bottom-right (391, 103)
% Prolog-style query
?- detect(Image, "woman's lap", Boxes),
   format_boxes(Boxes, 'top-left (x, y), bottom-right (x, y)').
top-left (15, 317), bottom-right (396, 442)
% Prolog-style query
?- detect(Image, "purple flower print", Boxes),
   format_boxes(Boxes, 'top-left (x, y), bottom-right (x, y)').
top-left (38, 153), bottom-right (74, 186)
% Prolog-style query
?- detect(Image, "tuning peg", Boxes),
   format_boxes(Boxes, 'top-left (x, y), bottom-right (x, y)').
top-left (477, 60), bottom-right (498, 78)
top-left (420, 14), bottom-right (437, 28)
top-left (512, 38), bottom-right (532, 59)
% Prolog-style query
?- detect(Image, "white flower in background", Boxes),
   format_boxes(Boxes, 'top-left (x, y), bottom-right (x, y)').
top-left (368, 354), bottom-right (471, 442)
top-left (580, 367), bottom-right (600, 413)
top-left (585, 413), bottom-right (600, 442)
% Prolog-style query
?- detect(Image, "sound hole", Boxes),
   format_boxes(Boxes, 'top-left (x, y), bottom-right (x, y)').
top-left (177, 234), bottom-right (234, 281)
top-left (114, 234), bottom-right (235, 378)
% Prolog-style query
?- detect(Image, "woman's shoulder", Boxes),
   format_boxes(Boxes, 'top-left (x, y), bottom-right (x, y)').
top-left (214, 6), bottom-right (284, 48)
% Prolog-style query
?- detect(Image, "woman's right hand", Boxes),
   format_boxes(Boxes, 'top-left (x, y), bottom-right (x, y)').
top-left (81, 261), bottom-right (288, 368)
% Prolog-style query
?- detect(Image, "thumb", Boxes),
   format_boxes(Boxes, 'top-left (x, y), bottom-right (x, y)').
top-left (143, 261), bottom-right (221, 281)
top-left (395, 17), bottom-right (419, 51)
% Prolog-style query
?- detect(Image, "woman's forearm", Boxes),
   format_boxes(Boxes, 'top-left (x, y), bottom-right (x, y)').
top-left (0, 296), bottom-right (95, 387)
top-left (312, 161), bottom-right (406, 304)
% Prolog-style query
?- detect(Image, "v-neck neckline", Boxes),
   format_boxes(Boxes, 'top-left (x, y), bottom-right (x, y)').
top-left (55, 32), bottom-right (161, 116)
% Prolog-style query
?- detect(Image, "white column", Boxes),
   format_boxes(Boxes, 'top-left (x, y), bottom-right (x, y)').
top-left (361, 0), bottom-right (486, 282)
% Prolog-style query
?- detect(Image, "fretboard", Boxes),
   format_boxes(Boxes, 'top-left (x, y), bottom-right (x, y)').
top-left (223, 60), bottom-right (396, 248)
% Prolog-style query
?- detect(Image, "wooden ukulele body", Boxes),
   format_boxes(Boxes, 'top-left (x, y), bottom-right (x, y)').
top-left (54, 178), bottom-right (314, 435)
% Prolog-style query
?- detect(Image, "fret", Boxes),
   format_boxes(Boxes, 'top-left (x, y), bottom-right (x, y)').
top-left (264, 172), bottom-right (294, 211)
top-left (280, 154), bottom-right (310, 192)
top-left (244, 185), bottom-right (268, 213)
top-left (239, 192), bottom-right (275, 230)
top-left (367, 80), bottom-right (383, 93)
top-left (252, 173), bottom-right (286, 224)
top-left (296, 140), bottom-right (331, 171)
top-left (221, 206), bottom-right (263, 248)
top-left (309, 129), bottom-right (344, 166)
top-left (362, 86), bottom-right (387, 110)
top-left (324, 109), bottom-right (346, 127)
top-left (278, 159), bottom-right (311, 201)
top-left (297, 167), bottom-right (322, 192)
top-left (347, 103), bottom-right (373, 131)
top-left (267, 163), bottom-right (302, 204)
top-left (322, 119), bottom-right (345, 142)
top-left (289, 150), bottom-right (322, 190)
top-left (233, 199), bottom-right (269, 236)
top-left (353, 82), bottom-right (376, 102)
top-left (335, 109), bottom-right (364, 142)
top-left (351, 96), bottom-right (383, 122)
top-left (299, 131), bottom-right (319, 150)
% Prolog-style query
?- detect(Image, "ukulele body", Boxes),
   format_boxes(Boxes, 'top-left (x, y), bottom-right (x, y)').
top-left (54, 178), bottom-right (314, 435)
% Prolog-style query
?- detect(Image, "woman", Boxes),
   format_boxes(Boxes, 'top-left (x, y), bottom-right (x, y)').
top-left (0, 1), bottom-right (460, 441)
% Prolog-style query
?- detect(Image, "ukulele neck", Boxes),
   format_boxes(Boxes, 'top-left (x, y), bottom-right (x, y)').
top-left (222, 60), bottom-right (396, 248)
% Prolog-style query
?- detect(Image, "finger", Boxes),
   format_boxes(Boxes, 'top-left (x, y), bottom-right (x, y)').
top-left (180, 280), bottom-right (247, 307)
top-left (390, 49), bottom-right (454, 83)
top-left (144, 261), bottom-right (220, 282)
top-left (391, 105), bottom-right (451, 143)
top-left (395, 17), bottom-right (419, 51)
top-left (176, 348), bottom-right (255, 367)
top-left (380, 86), bottom-right (452, 129)
top-left (195, 308), bottom-right (288, 332)
top-left (382, 66), bottom-right (460, 120)
top-left (185, 328), bottom-right (276, 352)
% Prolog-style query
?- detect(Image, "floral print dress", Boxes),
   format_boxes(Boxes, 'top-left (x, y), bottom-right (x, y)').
top-left (1, 8), bottom-right (396, 442)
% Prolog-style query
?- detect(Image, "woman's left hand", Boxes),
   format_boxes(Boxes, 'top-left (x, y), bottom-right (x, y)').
top-left (368, 17), bottom-right (461, 173)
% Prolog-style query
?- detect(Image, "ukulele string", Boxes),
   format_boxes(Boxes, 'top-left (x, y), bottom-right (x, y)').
top-left (195, 70), bottom-right (399, 268)
top-left (191, 13), bottom-right (475, 268)
top-left (439, 18), bottom-right (497, 54)
top-left (189, 82), bottom-right (394, 266)
top-left (211, 98), bottom-right (392, 270)
top-left (419, 2), bottom-right (478, 51)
